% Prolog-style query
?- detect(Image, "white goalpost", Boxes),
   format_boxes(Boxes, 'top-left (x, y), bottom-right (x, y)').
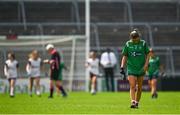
top-left (0, 0), bottom-right (91, 93)
top-left (85, 0), bottom-right (90, 92)
top-left (0, 35), bottom-right (86, 92)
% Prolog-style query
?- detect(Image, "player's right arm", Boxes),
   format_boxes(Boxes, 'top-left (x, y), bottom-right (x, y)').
top-left (4, 63), bottom-right (9, 77)
top-left (26, 60), bottom-right (31, 76)
top-left (120, 56), bottom-right (127, 69)
top-left (120, 43), bottom-right (128, 79)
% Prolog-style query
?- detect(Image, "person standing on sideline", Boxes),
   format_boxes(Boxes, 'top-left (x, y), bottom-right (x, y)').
top-left (120, 29), bottom-right (150, 108)
top-left (43, 44), bottom-right (67, 98)
top-left (86, 51), bottom-right (99, 95)
top-left (4, 52), bottom-right (19, 97)
top-left (100, 48), bottom-right (117, 92)
top-left (26, 50), bottom-right (42, 97)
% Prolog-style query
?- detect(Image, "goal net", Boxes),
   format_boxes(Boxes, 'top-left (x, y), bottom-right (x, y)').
top-left (0, 35), bottom-right (86, 93)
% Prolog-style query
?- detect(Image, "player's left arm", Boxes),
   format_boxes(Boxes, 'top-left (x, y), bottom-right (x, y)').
top-left (16, 61), bottom-right (21, 78)
top-left (143, 43), bottom-right (150, 72)
top-left (144, 53), bottom-right (150, 72)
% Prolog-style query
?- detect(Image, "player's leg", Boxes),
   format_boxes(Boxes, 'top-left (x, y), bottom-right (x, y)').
top-left (148, 79), bottom-right (154, 98)
top-left (91, 75), bottom-right (97, 95)
top-left (8, 78), bottom-right (11, 94)
top-left (49, 80), bottom-right (54, 98)
top-left (55, 80), bottom-right (62, 96)
top-left (104, 68), bottom-right (110, 91)
top-left (128, 75), bottom-right (137, 108)
top-left (135, 76), bottom-right (144, 108)
top-left (10, 78), bottom-right (16, 97)
top-left (56, 86), bottom-right (61, 96)
top-left (29, 77), bottom-right (34, 96)
top-left (148, 79), bottom-right (152, 90)
top-left (35, 77), bottom-right (41, 96)
top-left (56, 80), bottom-right (67, 97)
top-left (109, 68), bottom-right (115, 92)
top-left (151, 78), bottom-right (158, 98)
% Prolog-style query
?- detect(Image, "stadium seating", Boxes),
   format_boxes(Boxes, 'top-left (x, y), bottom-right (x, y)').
top-left (173, 49), bottom-right (180, 72)
top-left (25, 2), bottom-right (74, 22)
top-left (131, 2), bottom-right (177, 22)
top-left (0, 2), bottom-right (19, 22)
top-left (152, 25), bottom-right (180, 46)
top-left (0, 0), bottom-right (180, 77)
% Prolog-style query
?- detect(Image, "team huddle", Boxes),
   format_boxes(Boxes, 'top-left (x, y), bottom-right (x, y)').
top-left (3, 29), bottom-right (163, 108)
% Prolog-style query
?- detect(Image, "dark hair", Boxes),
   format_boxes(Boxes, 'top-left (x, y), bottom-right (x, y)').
top-left (130, 28), bottom-right (140, 39)
top-left (8, 52), bottom-right (15, 59)
top-left (106, 48), bottom-right (111, 53)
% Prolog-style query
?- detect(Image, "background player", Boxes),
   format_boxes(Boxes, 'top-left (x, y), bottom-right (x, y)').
top-left (4, 52), bottom-right (19, 97)
top-left (26, 50), bottom-right (42, 97)
top-left (56, 61), bottom-right (68, 96)
top-left (147, 48), bottom-right (162, 98)
top-left (120, 29), bottom-right (150, 108)
top-left (86, 51), bottom-right (99, 95)
top-left (43, 44), bottom-right (67, 98)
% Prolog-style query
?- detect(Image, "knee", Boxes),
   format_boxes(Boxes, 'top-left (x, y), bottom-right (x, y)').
top-left (130, 84), bottom-right (136, 90)
top-left (137, 85), bottom-right (142, 91)
top-left (50, 86), bottom-right (54, 90)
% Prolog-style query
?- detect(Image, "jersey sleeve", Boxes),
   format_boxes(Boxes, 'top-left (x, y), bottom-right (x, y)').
top-left (86, 58), bottom-right (91, 64)
top-left (144, 42), bottom-right (150, 55)
top-left (16, 62), bottom-right (19, 68)
top-left (4, 62), bottom-right (8, 77)
top-left (39, 58), bottom-right (43, 66)
top-left (122, 44), bottom-right (128, 56)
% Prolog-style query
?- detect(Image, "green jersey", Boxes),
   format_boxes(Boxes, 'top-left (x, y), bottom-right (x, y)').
top-left (122, 39), bottom-right (150, 76)
top-left (147, 56), bottom-right (160, 77)
top-left (58, 62), bottom-right (65, 81)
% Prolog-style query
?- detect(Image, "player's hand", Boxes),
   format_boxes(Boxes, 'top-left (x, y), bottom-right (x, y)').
top-left (160, 72), bottom-right (166, 77)
top-left (143, 65), bottom-right (148, 72)
top-left (120, 67), bottom-right (126, 80)
top-left (43, 59), bottom-right (49, 63)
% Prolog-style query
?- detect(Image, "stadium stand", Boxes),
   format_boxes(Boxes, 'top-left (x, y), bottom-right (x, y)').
top-left (131, 1), bottom-right (177, 22)
top-left (24, 2), bottom-right (74, 22)
top-left (0, 0), bottom-right (180, 77)
top-left (0, 2), bottom-right (19, 22)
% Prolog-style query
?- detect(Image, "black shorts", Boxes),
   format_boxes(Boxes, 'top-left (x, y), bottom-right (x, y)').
top-left (8, 78), bottom-right (16, 82)
top-left (90, 72), bottom-right (97, 79)
top-left (148, 75), bottom-right (159, 80)
top-left (50, 70), bottom-right (60, 81)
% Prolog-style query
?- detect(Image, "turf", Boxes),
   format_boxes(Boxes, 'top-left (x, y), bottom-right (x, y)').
top-left (0, 92), bottom-right (180, 114)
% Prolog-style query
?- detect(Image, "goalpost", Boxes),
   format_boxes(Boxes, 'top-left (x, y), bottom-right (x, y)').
top-left (0, 35), bottom-right (87, 92)
top-left (85, 0), bottom-right (90, 92)
top-left (0, 0), bottom-right (90, 92)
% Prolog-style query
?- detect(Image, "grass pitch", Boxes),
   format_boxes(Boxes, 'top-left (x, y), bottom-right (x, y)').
top-left (0, 92), bottom-right (180, 114)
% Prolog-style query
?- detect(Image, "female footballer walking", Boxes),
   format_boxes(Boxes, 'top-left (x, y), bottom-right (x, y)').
top-left (120, 29), bottom-right (150, 108)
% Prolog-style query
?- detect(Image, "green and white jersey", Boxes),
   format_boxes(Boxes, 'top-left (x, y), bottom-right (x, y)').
top-left (147, 56), bottom-right (160, 77)
top-left (122, 39), bottom-right (150, 76)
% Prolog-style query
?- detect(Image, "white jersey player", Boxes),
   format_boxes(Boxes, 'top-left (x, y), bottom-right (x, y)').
top-left (86, 51), bottom-right (99, 95)
top-left (27, 58), bottom-right (42, 77)
top-left (26, 50), bottom-right (42, 96)
top-left (4, 52), bottom-right (19, 97)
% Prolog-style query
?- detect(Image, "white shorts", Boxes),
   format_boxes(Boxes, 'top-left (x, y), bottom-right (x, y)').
top-left (29, 71), bottom-right (40, 78)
